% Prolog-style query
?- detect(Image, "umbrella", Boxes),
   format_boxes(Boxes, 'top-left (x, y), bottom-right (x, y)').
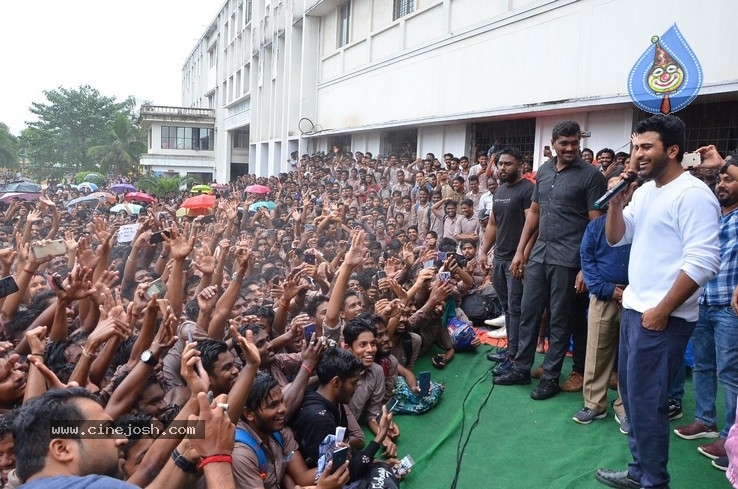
top-left (110, 203), bottom-right (143, 214)
top-left (245, 184), bottom-right (271, 195)
top-left (110, 183), bottom-right (136, 193)
top-left (1, 181), bottom-right (42, 193)
top-left (77, 182), bottom-right (98, 192)
top-left (180, 194), bottom-right (216, 216)
top-left (211, 183), bottom-right (227, 189)
top-left (248, 201), bottom-right (276, 211)
top-left (0, 192), bottom-right (41, 203)
top-left (82, 172), bottom-right (105, 182)
top-left (124, 191), bottom-right (156, 204)
top-left (66, 192), bottom-right (117, 207)
top-left (191, 184), bottom-right (212, 194)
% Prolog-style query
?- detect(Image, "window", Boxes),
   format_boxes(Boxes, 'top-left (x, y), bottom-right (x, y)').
top-left (233, 129), bottom-right (249, 149)
top-left (393, 0), bottom-right (413, 20)
top-left (161, 126), bottom-right (214, 150)
top-left (338, 3), bottom-right (350, 47)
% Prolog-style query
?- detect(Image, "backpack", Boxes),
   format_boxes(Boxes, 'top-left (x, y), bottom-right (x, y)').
top-left (460, 288), bottom-right (502, 326)
top-left (235, 427), bottom-right (284, 480)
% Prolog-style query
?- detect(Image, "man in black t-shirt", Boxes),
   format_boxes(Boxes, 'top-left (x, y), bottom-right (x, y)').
top-left (480, 148), bottom-right (534, 371)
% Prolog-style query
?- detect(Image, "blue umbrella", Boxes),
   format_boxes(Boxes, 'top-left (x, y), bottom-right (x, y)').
top-left (249, 201), bottom-right (276, 211)
top-left (77, 182), bottom-right (98, 192)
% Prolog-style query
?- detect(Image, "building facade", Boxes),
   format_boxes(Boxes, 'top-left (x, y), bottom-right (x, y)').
top-left (167, 0), bottom-right (737, 180)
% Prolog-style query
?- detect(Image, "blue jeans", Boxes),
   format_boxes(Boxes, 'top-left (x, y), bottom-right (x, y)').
top-left (692, 304), bottom-right (738, 438)
top-left (619, 308), bottom-right (694, 489)
top-left (492, 258), bottom-right (523, 358)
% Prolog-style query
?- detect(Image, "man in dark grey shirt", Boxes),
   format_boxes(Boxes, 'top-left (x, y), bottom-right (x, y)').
top-left (496, 120), bottom-right (606, 400)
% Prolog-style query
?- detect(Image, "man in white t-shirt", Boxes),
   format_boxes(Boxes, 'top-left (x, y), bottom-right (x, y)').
top-left (596, 115), bottom-right (720, 489)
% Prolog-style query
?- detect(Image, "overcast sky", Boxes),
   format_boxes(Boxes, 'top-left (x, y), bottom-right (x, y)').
top-left (0, 0), bottom-right (223, 135)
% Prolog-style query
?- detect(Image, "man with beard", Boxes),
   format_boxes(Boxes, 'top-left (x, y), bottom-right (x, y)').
top-left (232, 372), bottom-right (349, 489)
top-left (672, 151), bottom-right (738, 470)
top-left (595, 115), bottom-right (720, 489)
top-left (13, 387), bottom-right (238, 488)
top-left (500, 122), bottom-right (606, 401)
top-left (480, 147), bottom-right (534, 370)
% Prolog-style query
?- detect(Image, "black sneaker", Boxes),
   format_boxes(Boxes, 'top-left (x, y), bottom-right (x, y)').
top-left (486, 349), bottom-right (508, 363)
top-left (531, 378), bottom-right (560, 400)
top-left (712, 456), bottom-right (728, 471)
top-left (668, 398), bottom-right (683, 421)
top-left (494, 369), bottom-right (531, 385)
top-left (492, 358), bottom-right (514, 376)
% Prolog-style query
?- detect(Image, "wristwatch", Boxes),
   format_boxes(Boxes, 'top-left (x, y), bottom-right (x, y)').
top-left (140, 350), bottom-right (158, 367)
top-left (720, 162), bottom-right (732, 174)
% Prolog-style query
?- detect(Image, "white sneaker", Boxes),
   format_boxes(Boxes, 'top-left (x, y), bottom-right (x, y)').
top-left (484, 315), bottom-right (506, 327)
top-left (486, 326), bottom-right (507, 339)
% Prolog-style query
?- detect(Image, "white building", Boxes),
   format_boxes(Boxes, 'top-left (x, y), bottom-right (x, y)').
top-left (161, 0), bottom-right (738, 180)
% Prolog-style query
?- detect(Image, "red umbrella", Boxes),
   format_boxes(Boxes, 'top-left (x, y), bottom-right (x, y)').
top-left (124, 191), bottom-right (156, 204)
top-left (245, 184), bottom-right (271, 195)
top-left (180, 194), bottom-right (216, 215)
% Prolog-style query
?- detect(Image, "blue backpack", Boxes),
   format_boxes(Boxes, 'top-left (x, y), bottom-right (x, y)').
top-left (235, 427), bottom-right (284, 480)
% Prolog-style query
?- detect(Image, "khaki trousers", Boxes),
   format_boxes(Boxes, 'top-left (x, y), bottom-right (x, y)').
top-left (583, 295), bottom-right (624, 416)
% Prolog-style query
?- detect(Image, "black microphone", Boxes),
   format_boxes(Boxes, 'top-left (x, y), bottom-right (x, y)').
top-left (594, 172), bottom-right (638, 210)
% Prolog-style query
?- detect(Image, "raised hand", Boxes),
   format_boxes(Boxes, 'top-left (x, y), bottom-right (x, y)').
top-left (230, 325), bottom-right (260, 367)
top-left (181, 340), bottom-right (210, 395)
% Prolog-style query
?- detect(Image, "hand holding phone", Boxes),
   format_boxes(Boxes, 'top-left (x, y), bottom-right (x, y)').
top-left (418, 371), bottom-right (431, 397)
top-left (331, 447), bottom-right (349, 472)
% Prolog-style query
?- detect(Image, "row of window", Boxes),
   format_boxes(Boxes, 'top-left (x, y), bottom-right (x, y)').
top-left (338, 0), bottom-right (414, 48)
top-left (161, 126), bottom-right (214, 151)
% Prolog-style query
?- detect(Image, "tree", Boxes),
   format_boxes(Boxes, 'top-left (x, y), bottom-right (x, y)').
top-left (88, 113), bottom-right (147, 177)
top-left (0, 123), bottom-right (19, 169)
top-left (20, 85), bottom-right (137, 178)
top-left (135, 174), bottom-right (196, 198)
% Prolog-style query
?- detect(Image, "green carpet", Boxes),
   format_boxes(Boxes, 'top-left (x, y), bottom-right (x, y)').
top-left (377, 346), bottom-right (730, 489)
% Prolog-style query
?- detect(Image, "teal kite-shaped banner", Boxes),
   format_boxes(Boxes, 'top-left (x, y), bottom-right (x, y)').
top-left (628, 24), bottom-right (702, 114)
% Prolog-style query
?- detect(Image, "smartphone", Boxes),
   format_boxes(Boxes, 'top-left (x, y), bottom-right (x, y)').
top-left (382, 250), bottom-right (390, 260)
top-left (144, 278), bottom-right (168, 300)
top-left (32, 239), bottom-right (67, 259)
top-left (303, 323), bottom-right (316, 342)
top-left (200, 215), bottom-right (214, 224)
top-left (304, 252), bottom-right (315, 265)
top-left (423, 260), bottom-right (435, 269)
top-left (439, 271), bottom-right (451, 283)
top-left (385, 396), bottom-right (399, 413)
top-left (331, 447), bottom-right (349, 471)
top-left (0, 276), bottom-right (19, 298)
top-left (544, 145), bottom-right (550, 150)
top-left (50, 274), bottom-right (65, 290)
top-left (437, 251), bottom-right (447, 261)
top-left (149, 230), bottom-right (171, 245)
top-left (455, 253), bottom-right (468, 268)
top-left (682, 152), bottom-right (700, 168)
top-left (376, 270), bottom-right (387, 282)
top-left (581, 131), bottom-right (592, 138)
top-left (305, 224), bottom-right (315, 231)
top-left (419, 371), bottom-right (431, 397)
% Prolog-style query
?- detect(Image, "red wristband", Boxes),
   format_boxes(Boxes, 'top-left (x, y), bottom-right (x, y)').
top-left (301, 364), bottom-right (312, 375)
top-left (198, 454), bottom-right (232, 470)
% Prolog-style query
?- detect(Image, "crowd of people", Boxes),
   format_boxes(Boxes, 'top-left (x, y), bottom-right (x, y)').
top-left (0, 113), bottom-right (736, 489)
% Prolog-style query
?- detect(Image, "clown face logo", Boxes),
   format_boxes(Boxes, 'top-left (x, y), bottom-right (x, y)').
top-left (648, 62), bottom-right (684, 94)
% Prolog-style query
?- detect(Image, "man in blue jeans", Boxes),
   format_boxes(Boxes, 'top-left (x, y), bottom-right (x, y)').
top-left (596, 115), bottom-right (721, 489)
top-left (674, 151), bottom-right (738, 470)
